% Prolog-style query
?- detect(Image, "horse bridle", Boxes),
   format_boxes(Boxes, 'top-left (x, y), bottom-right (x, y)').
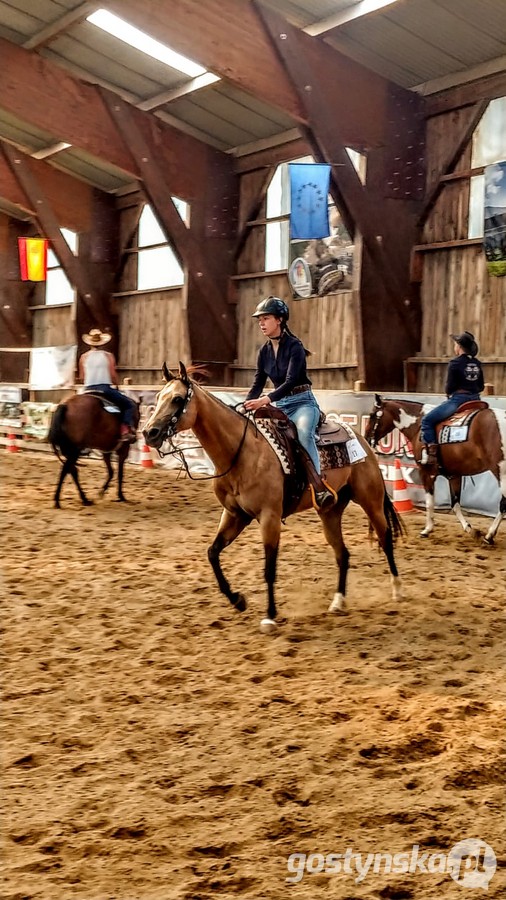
top-left (156, 378), bottom-right (250, 480)
top-left (368, 400), bottom-right (384, 449)
top-left (155, 378), bottom-right (194, 456)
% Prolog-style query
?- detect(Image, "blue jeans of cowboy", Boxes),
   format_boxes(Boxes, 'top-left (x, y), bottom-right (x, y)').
top-left (276, 390), bottom-right (322, 472)
top-left (85, 384), bottom-right (137, 427)
top-left (420, 392), bottom-right (481, 444)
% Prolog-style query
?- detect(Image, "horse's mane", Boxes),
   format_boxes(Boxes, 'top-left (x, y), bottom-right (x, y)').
top-left (387, 397), bottom-right (424, 414)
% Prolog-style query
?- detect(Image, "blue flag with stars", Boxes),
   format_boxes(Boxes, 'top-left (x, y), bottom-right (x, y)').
top-left (289, 162), bottom-right (331, 240)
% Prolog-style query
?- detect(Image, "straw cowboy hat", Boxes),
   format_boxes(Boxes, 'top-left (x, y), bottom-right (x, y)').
top-left (82, 328), bottom-right (112, 346)
top-left (450, 331), bottom-right (478, 356)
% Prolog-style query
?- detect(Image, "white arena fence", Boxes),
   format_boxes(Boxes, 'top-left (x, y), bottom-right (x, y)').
top-left (1, 385), bottom-right (504, 518)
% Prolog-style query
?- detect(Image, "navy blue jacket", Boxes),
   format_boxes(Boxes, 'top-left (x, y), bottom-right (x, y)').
top-left (445, 354), bottom-right (484, 396)
top-left (246, 331), bottom-right (311, 403)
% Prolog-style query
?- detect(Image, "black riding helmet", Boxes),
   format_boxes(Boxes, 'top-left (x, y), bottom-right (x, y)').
top-left (252, 296), bottom-right (289, 321)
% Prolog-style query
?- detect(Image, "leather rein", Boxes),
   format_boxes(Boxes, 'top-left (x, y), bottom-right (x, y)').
top-left (155, 378), bottom-right (251, 481)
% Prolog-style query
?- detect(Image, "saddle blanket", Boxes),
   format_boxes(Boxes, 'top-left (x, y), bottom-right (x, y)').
top-left (439, 424), bottom-right (469, 444)
top-left (84, 390), bottom-right (120, 414)
top-left (438, 407), bottom-right (482, 445)
top-left (255, 415), bottom-right (366, 475)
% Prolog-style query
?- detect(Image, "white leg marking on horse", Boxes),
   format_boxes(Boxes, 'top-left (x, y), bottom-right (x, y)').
top-left (391, 575), bottom-right (403, 601)
top-left (453, 502), bottom-right (472, 533)
top-left (259, 618), bottom-right (278, 635)
top-left (484, 510), bottom-right (504, 544)
top-left (420, 492), bottom-right (435, 537)
top-left (329, 593), bottom-right (348, 615)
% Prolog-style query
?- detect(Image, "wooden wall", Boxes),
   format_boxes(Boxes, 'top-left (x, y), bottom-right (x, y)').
top-left (408, 101), bottom-right (506, 394)
top-left (115, 288), bottom-right (189, 385)
top-left (232, 273), bottom-right (358, 390)
top-left (32, 304), bottom-right (75, 347)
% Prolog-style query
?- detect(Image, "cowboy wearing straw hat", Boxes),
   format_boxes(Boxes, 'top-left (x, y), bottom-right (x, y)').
top-left (79, 328), bottom-right (137, 442)
top-left (419, 331), bottom-right (484, 470)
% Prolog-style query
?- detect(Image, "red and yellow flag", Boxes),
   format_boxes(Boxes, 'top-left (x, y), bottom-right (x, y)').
top-left (18, 238), bottom-right (48, 281)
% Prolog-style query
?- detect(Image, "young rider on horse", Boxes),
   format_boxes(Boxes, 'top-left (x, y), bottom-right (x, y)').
top-left (243, 296), bottom-right (335, 510)
top-left (79, 329), bottom-right (138, 443)
top-left (420, 331), bottom-right (484, 470)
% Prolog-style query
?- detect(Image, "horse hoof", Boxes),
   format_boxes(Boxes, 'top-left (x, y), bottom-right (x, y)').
top-left (419, 530), bottom-right (430, 538)
top-left (483, 536), bottom-right (494, 546)
top-left (329, 594), bottom-right (348, 615)
top-left (83, 499), bottom-right (94, 506)
top-left (259, 618), bottom-right (278, 635)
top-left (232, 593), bottom-right (247, 612)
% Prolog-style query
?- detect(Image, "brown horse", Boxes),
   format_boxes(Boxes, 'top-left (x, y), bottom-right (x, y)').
top-left (48, 393), bottom-right (140, 508)
top-left (365, 394), bottom-right (506, 544)
top-left (143, 363), bottom-right (404, 633)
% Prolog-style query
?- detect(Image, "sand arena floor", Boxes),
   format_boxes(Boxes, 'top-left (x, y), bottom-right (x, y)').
top-left (1, 451), bottom-right (505, 900)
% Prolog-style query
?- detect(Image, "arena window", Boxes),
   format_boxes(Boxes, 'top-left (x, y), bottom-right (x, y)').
top-left (45, 228), bottom-right (77, 306)
top-left (265, 151), bottom-right (365, 294)
top-left (468, 96), bottom-right (506, 239)
top-left (137, 201), bottom-right (188, 291)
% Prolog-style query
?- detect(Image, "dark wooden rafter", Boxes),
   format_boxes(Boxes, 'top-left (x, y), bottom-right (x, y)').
top-left (254, 2), bottom-right (417, 341)
top-left (234, 167), bottom-right (274, 261)
top-left (1, 142), bottom-right (97, 319)
top-left (418, 100), bottom-right (489, 228)
top-left (101, 0), bottom-right (401, 149)
top-left (424, 70), bottom-right (506, 117)
top-left (23, 2), bottom-right (95, 50)
top-left (100, 90), bottom-right (235, 356)
top-left (0, 37), bottom-right (224, 201)
top-left (0, 139), bottom-right (96, 232)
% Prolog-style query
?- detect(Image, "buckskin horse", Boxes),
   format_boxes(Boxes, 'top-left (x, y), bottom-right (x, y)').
top-left (48, 393), bottom-right (140, 508)
top-left (365, 394), bottom-right (506, 544)
top-left (143, 363), bottom-right (404, 634)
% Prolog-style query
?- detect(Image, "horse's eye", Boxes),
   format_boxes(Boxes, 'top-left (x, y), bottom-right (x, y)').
top-left (173, 396), bottom-right (184, 406)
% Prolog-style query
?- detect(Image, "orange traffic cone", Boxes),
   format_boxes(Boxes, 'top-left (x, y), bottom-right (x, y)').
top-left (140, 442), bottom-right (154, 469)
top-left (392, 458), bottom-right (414, 513)
top-left (6, 432), bottom-right (19, 453)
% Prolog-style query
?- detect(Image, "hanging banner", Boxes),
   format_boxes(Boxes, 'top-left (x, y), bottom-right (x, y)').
top-left (289, 163), bottom-right (331, 240)
top-left (18, 238), bottom-right (49, 281)
top-left (29, 345), bottom-right (77, 390)
top-left (483, 162), bottom-right (506, 277)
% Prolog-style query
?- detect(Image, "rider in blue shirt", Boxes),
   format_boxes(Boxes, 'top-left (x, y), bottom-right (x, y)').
top-left (420, 331), bottom-right (484, 468)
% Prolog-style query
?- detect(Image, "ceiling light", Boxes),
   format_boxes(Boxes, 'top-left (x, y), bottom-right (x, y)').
top-left (87, 9), bottom-right (206, 77)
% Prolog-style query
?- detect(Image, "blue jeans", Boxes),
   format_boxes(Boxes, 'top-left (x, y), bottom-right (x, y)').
top-left (276, 391), bottom-right (321, 472)
top-left (85, 384), bottom-right (137, 427)
top-left (420, 393), bottom-right (481, 444)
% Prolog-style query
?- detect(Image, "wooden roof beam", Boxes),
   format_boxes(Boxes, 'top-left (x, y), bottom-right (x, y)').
top-left (255, 2), bottom-right (416, 340)
top-left (1, 142), bottom-right (96, 318)
top-left (0, 37), bottom-right (226, 201)
top-left (100, 0), bottom-right (411, 148)
top-left (0, 139), bottom-right (98, 232)
top-left (101, 91), bottom-right (236, 360)
top-left (23, 2), bottom-right (97, 50)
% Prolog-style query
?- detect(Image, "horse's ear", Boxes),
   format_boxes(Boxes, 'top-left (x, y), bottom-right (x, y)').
top-left (374, 393), bottom-right (383, 407)
top-left (178, 361), bottom-right (188, 382)
top-left (162, 362), bottom-right (172, 383)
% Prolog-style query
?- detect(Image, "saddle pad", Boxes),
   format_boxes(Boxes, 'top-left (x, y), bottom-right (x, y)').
top-left (317, 417), bottom-right (367, 466)
top-left (437, 407), bottom-right (482, 445)
top-left (254, 418), bottom-right (292, 474)
top-left (439, 424), bottom-right (469, 444)
top-left (84, 391), bottom-right (121, 414)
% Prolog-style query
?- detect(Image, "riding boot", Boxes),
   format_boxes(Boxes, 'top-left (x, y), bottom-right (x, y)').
top-left (301, 450), bottom-right (337, 511)
top-left (120, 424), bottom-right (137, 444)
top-left (420, 442), bottom-right (438, 469)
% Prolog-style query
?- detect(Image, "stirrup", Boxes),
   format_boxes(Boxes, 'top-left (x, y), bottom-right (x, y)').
top-left (310, 481), bottom-right (338, 512)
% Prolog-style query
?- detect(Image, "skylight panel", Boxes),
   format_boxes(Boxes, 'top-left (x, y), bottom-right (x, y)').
top-left (87, 9), bottom-right (207, 77)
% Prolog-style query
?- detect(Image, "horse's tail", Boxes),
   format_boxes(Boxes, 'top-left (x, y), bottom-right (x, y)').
top-left (48, 403), bottom-right (74, 461)
top-left (384, 490), bottom-right (406, 541)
